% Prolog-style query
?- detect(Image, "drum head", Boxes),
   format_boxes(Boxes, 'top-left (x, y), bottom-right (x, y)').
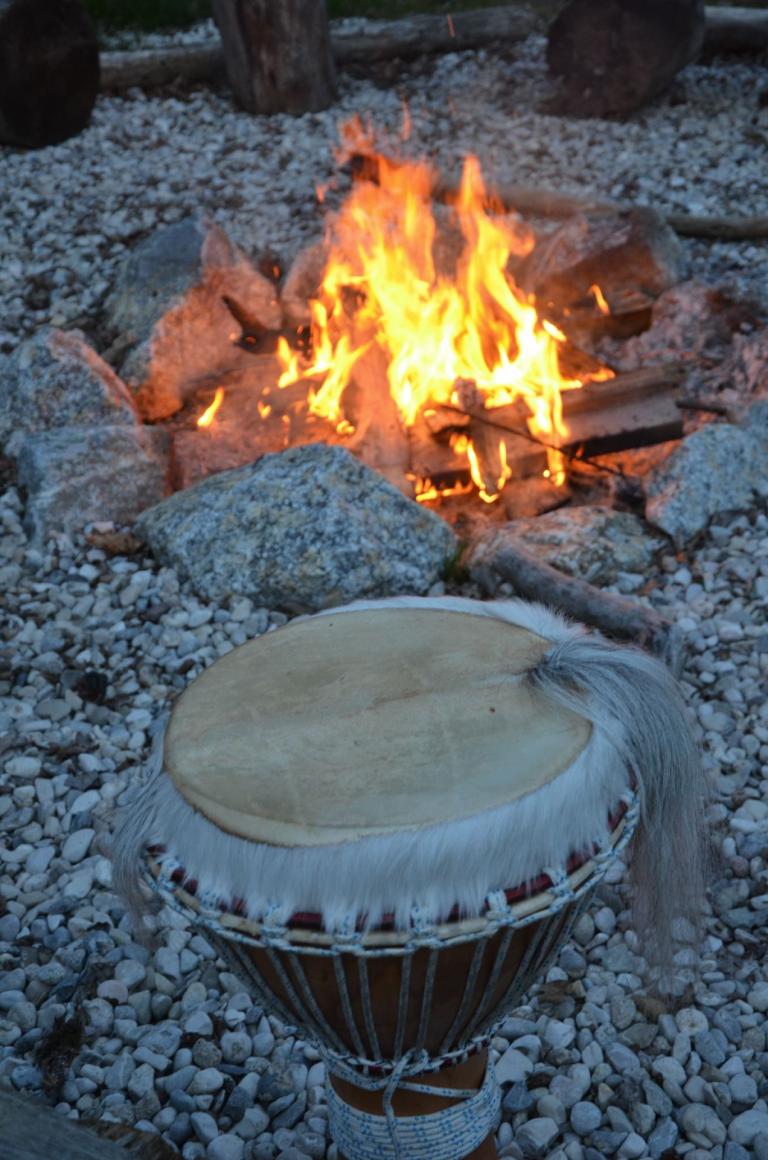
top-left (165, 607), bottom-right (592, 847)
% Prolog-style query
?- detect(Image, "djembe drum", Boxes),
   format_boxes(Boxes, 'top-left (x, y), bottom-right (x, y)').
top-left (113, 596), bottom-right (704, 1160)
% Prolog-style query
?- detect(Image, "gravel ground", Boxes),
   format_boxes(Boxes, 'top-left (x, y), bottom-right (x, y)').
top-left (2, 29), bottom-right (768, 1160)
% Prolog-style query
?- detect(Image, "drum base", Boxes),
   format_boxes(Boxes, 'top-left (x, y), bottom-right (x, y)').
top-left (331, 1048), bottom-right (499, 1159)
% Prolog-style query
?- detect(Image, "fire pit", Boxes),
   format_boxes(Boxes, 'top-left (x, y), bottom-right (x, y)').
top-left (138, 118), bottom-right (695, 531)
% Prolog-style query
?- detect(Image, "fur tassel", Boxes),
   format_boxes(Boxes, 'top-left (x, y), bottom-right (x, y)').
top-left (527, 632), bottom-right (712, 986)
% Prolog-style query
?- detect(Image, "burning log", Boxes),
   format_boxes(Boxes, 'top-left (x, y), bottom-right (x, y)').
top-left (469, 536), bottom-right (684, 671)
top-left (344, 344), bottom-right (412, 495)
top-left (211, 0), bottom-right (338, 115)
top-left (559, 365), bottom-right (686, 457)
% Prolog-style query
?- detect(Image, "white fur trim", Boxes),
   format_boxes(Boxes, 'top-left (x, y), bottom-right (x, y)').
top-left (114, 597), bottom-right (631, 930)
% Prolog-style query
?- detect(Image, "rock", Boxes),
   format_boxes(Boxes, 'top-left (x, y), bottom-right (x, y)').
top-left (280, 241), bottom-right (326, 328)
top-left (545, 1020), bottom-right (576, 1050)
top-left (503, 1082), bottom-right (535, 1113)
top-left (0, 329), bottom-right (139, 454)
top-left (648, 1116), bottom-right (678, 1158)
top-left (0, 0), bottom-right (99, 148)
top-left (16, 424), bottom-right (169, 544)
top-left (694, 1028), bottom-right (728, 1067)
top-left (523, 209), bottom-right (682, 327)
top-left (221, 1030), bottom-right (252, 1064)
top-left (496, 1047), bottom-right (535, 1085)
top-left (546, 0), bottom-right (706, 117)
top-left (729, 1111), bottom-right (768, 1147)
top-left (135, 444), bottom-right (457, 612)
top-left (127, 1062), bottom-right (156, 1099)
top-left (188, 1067), bottom-right (225, 1095)
top-left (645, 423), bottom-right (768, 546)
top-left (571, 1101), bottom-right (602, 1136)
top-left (208, 1136), bottom-right (245, 1160)
top-left (681, 1103), bottom-right (727, 1146)
top-left (470, 505), bottom-right (659, 589)
top-left (139, 1021), bottom-right (182, 1058)
top-left (61, 827), bottom-right (94, 864)
top-left (517, 1117), bottom-right (560, 1157)
top-left (104, 217), bottom-right (282, 420)
top-left (190, 1110), bottom-right (218, 1144)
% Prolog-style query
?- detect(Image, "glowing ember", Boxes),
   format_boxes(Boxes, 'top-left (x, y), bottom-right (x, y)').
top-left (275, 135), bottom-right (610, 500)
top-left (197, 387), bottom-right (225, 428)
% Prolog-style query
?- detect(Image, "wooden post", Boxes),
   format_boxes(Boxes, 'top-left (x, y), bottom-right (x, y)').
top-left (212, 0), bottom-right (338, 115)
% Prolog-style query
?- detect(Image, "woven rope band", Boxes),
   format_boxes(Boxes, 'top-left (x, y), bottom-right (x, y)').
top-left (326, 1052), bottom-right (501, 1160)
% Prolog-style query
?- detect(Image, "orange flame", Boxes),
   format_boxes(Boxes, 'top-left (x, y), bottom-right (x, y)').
top-left (590, 283), bottom-right (611, 316)
top-left (278, 142), bottom-right (593, 497)
top-left (197, 387), bottom-right (224, 428)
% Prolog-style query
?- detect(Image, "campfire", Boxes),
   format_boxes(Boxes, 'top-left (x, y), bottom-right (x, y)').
top-left (178, 120), bottom-right (684, 515)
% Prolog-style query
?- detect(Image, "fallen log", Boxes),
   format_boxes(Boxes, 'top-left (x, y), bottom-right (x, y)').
top-left (468, 534), bottom-right (684, 671)
top-left (100, 42), bottom-right (223, 90)
top-left (99, 6), bottom-right (768, 92)
top-left (432, 175), bottom-right (768, 242)
top-left (331, 5), bottom-right (538, 63)
top-left (703, 5), bottom-right (768, 52)
top-left (347, 151), bottom-right (768, 243)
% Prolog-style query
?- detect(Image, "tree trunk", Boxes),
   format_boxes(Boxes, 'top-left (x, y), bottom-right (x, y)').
top-left (0, 0), bottom-right (99, 148)
top-left (212, 0), bottom-right (337, 115)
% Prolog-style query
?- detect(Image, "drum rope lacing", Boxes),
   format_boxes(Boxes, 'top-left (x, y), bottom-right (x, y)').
top-left (326, 1049), bottom-right (501, 1160)
top-left (145, 792), bottom-right (640, 1160)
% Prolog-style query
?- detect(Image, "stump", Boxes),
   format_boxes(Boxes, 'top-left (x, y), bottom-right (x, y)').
top-left (212, 0), bottom-right (338, 115)
top-left (546, 0), bottom-right (706, 117)
top-left (0, 0), bottom-right (99, 148)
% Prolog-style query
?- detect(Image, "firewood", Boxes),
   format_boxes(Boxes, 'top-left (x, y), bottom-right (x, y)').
top-left (561, 364), bottom-right (687, 417)
top-left (345, 344), bottom-right (412, 495)
top-left (469, 536), bottom-right (684, 671)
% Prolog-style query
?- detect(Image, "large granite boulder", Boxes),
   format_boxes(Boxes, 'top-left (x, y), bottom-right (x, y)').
top-left (135, 443), bottom-right (457, 612)
top-left (1, 329), bottom-right (139, 454)
top-left (17, 425), bottom-right (170, 544)
top-left (104, 218), bottom-right (283, 420)
top-left (645, 420), bottom-right (768, 545)
top-left (547, 0), bottom-right (706, 118)
top-left (468, 505), bottom-right (660, 588)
